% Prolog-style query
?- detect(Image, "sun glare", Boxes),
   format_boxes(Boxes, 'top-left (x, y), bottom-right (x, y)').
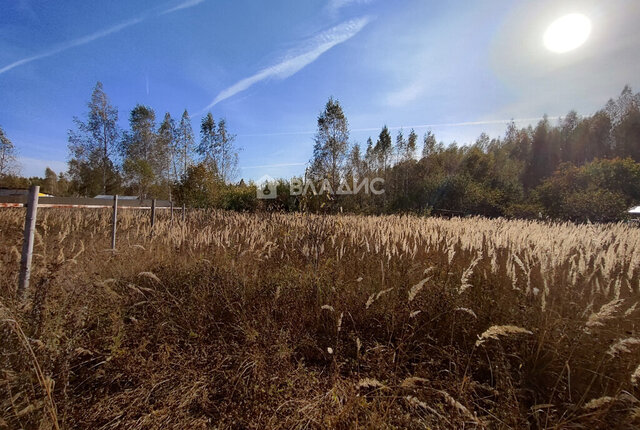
top-left (544, 13), bottom-right (591, 53)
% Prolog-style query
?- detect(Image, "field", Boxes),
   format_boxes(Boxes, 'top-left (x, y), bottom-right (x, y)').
top-left (1, 209), bottom-right (639, 429)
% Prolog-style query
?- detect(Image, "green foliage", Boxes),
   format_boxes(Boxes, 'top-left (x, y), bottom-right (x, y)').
top-left (218, 184), bottom-right (257, 212)
top-left (67, 82), bottom-right (121, 196)
top-left (175, 163), bottom-right (221, 208)
top-left (309, 97), bottom-right (350, 188)
top-left (0, 83), bottom-right (625, 219)
top-left (535, 158), bottom-right (640, 222)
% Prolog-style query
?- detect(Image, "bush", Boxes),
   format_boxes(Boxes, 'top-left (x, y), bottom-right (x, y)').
top-left (536, 158), bottom-right (640, 222)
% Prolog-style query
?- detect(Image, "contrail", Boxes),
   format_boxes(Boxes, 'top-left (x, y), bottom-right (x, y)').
top-left (161, 0), bottom-right (205, 15)
top-left (236, 116), bottom-right (560, 137)
top-left (241, 162), bottom-right (307, 170)
top-left (200, 17), bottom-right (370, 112)
top-left (0, 17), bottom-right (143, 75)
top-left (0, 0), bottom-right (206, 76)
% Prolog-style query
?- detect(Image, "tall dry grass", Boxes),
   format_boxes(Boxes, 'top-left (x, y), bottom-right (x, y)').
top-left (0, 208), bottom-right (639, 428)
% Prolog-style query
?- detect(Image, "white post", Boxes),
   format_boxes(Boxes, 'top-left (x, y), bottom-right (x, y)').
top-left (18, 185), bottom-right (39, 298)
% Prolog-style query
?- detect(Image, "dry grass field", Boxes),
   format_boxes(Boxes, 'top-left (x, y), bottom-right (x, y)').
top-left (1, 209), bottom-right (639, 429)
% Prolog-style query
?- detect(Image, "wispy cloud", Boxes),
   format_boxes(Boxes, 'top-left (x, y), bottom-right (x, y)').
top-left (327, 0), bottom-right (374, 14)
top-left (386, 81), bottom-right (425, 107)
top-left (0, 17), bottom-right (143, 75)
top-left (161, 0), bottom-right (205, 15)
top-left (0, 0), bottom-right (206, 76)
top-left (201, 17), bottom-right (371, 112)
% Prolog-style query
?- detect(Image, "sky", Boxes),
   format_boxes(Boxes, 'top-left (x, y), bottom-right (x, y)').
top-left (1, 0), bottom-right (639, 180)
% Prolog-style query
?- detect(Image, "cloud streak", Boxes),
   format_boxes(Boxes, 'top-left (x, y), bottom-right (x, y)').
top-left (386, 81), bottom-right (425, 107)
top-left (327, 0), bottom-right (373, 13)
top-left (161, 0), bottom-right (206, 15)
top-left (0, 0), bottom-right (206, 76)
top-left (201, 17), bottom-right (370, 112)
top-left (0, 17), bottom-right (143, 75)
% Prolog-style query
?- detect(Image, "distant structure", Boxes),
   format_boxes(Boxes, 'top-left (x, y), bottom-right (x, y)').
top-left (629, 205), bottom-right (640, 216)
top-left (0, 188), bottom-right (53, 197)
top-left (94, 195), bottom-right (140, 200)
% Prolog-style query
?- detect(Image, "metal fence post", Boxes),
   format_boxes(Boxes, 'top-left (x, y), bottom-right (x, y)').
top-left (150, 198), bottom-right (156, 229)
top-left (18, 185), bottom-right (39, 299)
top-left (111, 195), bottom-right (118, 249)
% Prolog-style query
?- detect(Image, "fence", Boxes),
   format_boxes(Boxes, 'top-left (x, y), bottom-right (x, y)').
top-left (1, 186), bottom-right (186, 299)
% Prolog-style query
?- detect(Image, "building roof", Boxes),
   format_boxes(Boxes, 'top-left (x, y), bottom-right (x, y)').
top-left (94, 195), bottom-right (140, 200)
top-left (628, 206), bottom-right (640, 214)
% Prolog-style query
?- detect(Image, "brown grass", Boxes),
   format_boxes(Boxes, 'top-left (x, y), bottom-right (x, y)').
top-left (0, 208), bottom-right (639, 428)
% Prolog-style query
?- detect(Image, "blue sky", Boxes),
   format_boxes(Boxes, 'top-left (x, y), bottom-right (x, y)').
top-left (1, 0), bottom-right (639, 180)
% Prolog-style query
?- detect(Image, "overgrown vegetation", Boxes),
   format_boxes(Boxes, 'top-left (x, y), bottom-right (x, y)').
top-left (1, 209), bottom-right (639, 428)
top-left (3, 85), bottom-right (640, 221)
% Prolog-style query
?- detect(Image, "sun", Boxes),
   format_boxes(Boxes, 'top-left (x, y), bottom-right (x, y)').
top-left (544, 13), bottom-right (591, 53)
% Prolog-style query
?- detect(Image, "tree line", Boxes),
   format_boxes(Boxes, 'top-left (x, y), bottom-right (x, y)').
top-left (267, 86), bottom-right (640, 222)
top-left (0, 82), bottom-right (238, 200)
top-left (1, 84), bottom-right (639, 221)
top-left (63, 82), bottom-right (240, 200)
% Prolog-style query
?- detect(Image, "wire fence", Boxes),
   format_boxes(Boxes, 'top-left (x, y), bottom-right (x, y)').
top-left (1, 186), bottom-right (186, 298)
